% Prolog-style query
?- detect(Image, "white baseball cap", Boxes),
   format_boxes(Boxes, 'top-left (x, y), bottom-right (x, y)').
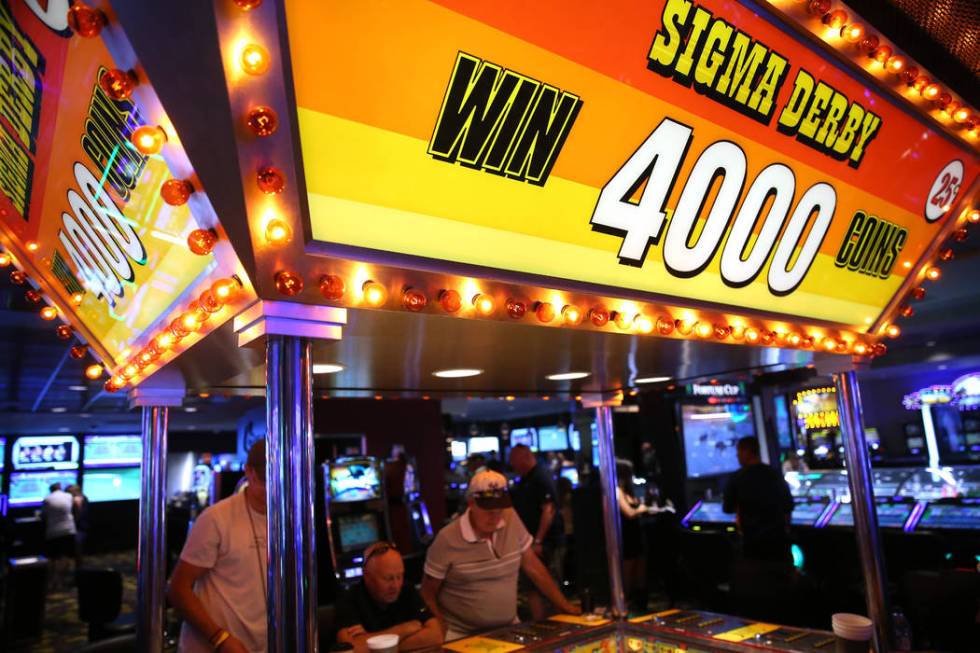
top-left (467, 470), bottom-right (512, 509)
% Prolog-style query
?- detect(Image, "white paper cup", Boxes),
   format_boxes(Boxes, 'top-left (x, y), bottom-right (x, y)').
top-left (367, 633), bottom-right (399, 653)
top-left (831, 614), bottom-right (872, 653)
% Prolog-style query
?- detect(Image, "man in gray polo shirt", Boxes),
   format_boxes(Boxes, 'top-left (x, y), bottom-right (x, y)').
top-left (420, 471), bottom-right (578, 640)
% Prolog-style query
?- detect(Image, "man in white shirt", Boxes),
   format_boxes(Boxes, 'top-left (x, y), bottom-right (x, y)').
top-left (168, 441), bottom-right (268, 653)
top-left (42, 482), bottom-right (76, 590)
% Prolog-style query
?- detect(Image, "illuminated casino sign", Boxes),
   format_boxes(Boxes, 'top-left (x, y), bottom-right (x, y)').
top-left (687, 382), bottom-right (744, 397)
top-left (287, 0), bottom-right (978, 328)
top-left (794, 387), bottom-right (839, 430)
top-left (0, 1), bottom-right (212, 363)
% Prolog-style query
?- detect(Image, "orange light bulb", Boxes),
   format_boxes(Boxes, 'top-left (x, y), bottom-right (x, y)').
top-left (56, 325), bottom-right (73, 340)
top-left (0, 252), bottom-right (10, 266)
top-left (186, 228), bottom-right (218, 255)
top-left (853, 343), bottom-right (869, 356)
top-left (99, 69), bottom-right (137, 100)
top-left (24, 289), bottom-right (41, 304)
top-left (233, 0), bottom-right (263, 8)
top-left (872, 46), bottom-right (892, 64)
top-left (922, 83), bottom-right (941, 100)
top-left (69, 344), bottom-right (87, 360)
top-left (885, 55), bottom-right (907, 75)
top-left (506, 298), bottom-right (527, 320)
top-left (535, 302), bottom-right (556, 323)
top-left (967, 209), bottom-right (980, 223)
top-left (10, 270), bottom-right (27, 285)
top-left (181, 311), bottom-right (202, 332)
top-left (240, 43), bottom-right (270, 75)
top-left (824, 10), bottom-right (848, 30)
top-left (154, 332), bottom-right (175, 351)
top-left (256, 166), bottom-right (286, 194)
top-left (246, 106), bottom-right (278, 136)
top-left (211, 278), bottom-right (240, 304)
top-left (841, 23), bottom-right (864, 43)
top-left (71, 292), bottom-right (84, 306)
top-left (675, 318), bottom-right (694, 335)
top-left (274, 270), bottom-right (304, 296)
top-left (953, 107), bottom-right (972, 124)
top-left (744, 327), bottom-right (761, 344)
top-left (26, 241), bottom-right (39, 252)
top-left (131, 125), bottom-right (167, 155)
top-left (438, 289), bottom-right (461, 313)
top-left (123, 364), bottom-right (139, 379)
top-left (713, 324), bottom-right (730, 340)
top-left (822, 337), bottom-right (838, 352)
top-left (656, 316), bottom-right (675, 335)
top-left (319, 275), bottom-right (345, 301)
top-left (925, 266), bottom-right (941, 281)
top-left (85, 364), bottom-right (104, 380)
top-left (886, 324), bottom-right (901, 338)
top-left (635, 315), bottom-right (654, 334)
top-left (589, 306), bottom-right (610, 327)
top-left (264, 219), bottom-right (292, 245)
top-left (110, 374), bottom-right (126, 389)
top-left (787, 332), bottom-right (802, 347)
top-left (402, 288), bottom-right (427, 312)
top-left (363, 281), bottom-right (388, 307)
top-left (694, 321), bottom-right (712, 338)
top-left (562, 305), bottom-right (583, 326)
top-left (161, 179), bottom-right (194, 206)
top-left (40, 306), bottom-right (58, 320)
top-left (472, 293), bottom-right (495, 316)
top-left (67, 4), bottom-right (106, 38)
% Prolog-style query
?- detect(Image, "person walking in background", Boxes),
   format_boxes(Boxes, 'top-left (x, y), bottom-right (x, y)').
top-left (41, 482), bottom-right (77, 590)
top-left (615, 459), bottom-right (649, 613)
top-left (509, 445), bottom-right (564, 620)
top-left (723, 436), bottom-right (794, 565)
top-left (66, 484), bottom-right (90, 569)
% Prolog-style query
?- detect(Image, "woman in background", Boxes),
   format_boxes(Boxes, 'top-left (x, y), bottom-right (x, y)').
top-left (616, 459), bottom-right (649, 613)
top-left (66, 484), bottom-right (90, 569)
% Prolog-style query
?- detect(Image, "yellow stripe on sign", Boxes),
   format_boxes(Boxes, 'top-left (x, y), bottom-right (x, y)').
top-left (629, 608), bottom-right (681, 623)
top-left (309, 193), bottom-right (890, 325)
top-left (713, 622), bottom-right (781, 642)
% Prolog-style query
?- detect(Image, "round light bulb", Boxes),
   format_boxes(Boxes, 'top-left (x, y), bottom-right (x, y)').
top-left (634, 315), bottom-right (653, 334)
top-left (186, 228), bottom-right (218, 256)
top-left (472, 293), bottom-right (494, 316)
top-left (240, 43), bottom-right (270, 75)
top-left (363, 281), bottom-right (388, 307)
top-left (85, 364), bottom-right (104, 380)
top-left (264, 219), bottom-right (292, 245)
top-left (319, 275), bottom-right (345, 301)
top-left (131, 125), bottom-right (167, 155)
top-left (561, 304), bottom-right (583, 325)
top-left (886, 324), bottom-right (901, 338)
top-left (438, 289), bottom-right (461, 313)
top-left (40, 306), bottom-right (58, 320)
top-left (694, 322), bottom-right (712, 338)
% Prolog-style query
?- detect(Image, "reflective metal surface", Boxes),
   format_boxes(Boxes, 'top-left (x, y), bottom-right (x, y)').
top-left (835, 370), bottom-right (890, 653)
top-left (137, 406), bottom-right (168, 653)
top-left (266, 336), bottom-right (317, 652)
top-left (595, 405), bottom-right (627, 618)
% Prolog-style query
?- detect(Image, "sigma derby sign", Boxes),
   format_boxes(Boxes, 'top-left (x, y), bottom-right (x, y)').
top-left (285, 0), bottom-right (978, 328)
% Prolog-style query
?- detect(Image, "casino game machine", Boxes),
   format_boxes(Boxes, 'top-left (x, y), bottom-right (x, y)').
top-left (323, 456), bottom-right (391, 585)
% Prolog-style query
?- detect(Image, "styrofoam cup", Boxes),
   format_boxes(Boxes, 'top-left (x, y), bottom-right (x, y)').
top-left (831, 614), bottom-right (872, 653)
top-left (367, 634), bottom-right (399, 653)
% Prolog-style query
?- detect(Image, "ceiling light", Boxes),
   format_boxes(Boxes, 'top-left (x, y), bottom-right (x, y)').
top-left (68, 385), bottom-right (87, 392)
top-left (313, 363), bottom-right (344, 375)
top-left (185, 407), bottom-right (198, 413)
top-left (546, 372), bottom-right (590, 381)
top-left (433, 368), bottom-right (483, 378)
top-left (51, 407), bottom-right (67, 413)
top-left (635, 376), bottom-right (672, 384)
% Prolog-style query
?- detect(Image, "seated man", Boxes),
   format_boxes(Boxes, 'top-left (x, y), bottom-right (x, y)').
top-left (336, 542), bottom-right (443, 652)
top-left (421, 471), bottom-right (578, 640)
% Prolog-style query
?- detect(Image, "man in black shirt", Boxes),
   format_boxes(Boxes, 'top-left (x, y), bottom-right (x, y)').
top-left (508, 444), bottom-right (564, 620)
top-left (722, 437), bottom-right (794, 565)
top-left (335, 542), bottom-right (443, 652)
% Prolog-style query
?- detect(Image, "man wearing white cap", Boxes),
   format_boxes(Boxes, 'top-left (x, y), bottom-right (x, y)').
top-left (420, 470), bottom-right (579, 640)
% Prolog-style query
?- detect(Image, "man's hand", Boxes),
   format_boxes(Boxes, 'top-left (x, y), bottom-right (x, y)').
top-left (345, 625), bottom-right (367, 639)
top-left (217, 634), bottom-right (250, 653)
top-left (557, 600), bottom-right (581, 615)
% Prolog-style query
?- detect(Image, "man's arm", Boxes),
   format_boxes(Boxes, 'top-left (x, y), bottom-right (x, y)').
top-left (419, 574), bottom-right (447, 635)
top-left (400, 617), bottom-right (444, 651)
top-left (533, 502), bottom-right (557, 554)
top-left (167, 560), bottom-right (248, 653)
top-left (337, 621), bottom-right (425, 653)
top-left (520, 548), bottom-right (579, 614)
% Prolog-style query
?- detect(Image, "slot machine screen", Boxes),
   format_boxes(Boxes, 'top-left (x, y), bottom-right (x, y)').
top-left (774, 395), bottom-right (793, 449)
top-left (337, 513), bottom-right (380, 552)
top-left (468, 436), bottom-right (499, 455)
top-left (82, 467), bottom-right (142, 502)
top-left (509, 428), bottom-right (536, 450)
top-left (537, 426), bottom-right (569, 452)
top-left (791, 499), bottom-right (827, 526)
top-left (450, 440), bottom-right (467, 461)
top-left (906, 437), bottom-right (925, 454)
top-left (11, 435), bottom-right (79, 470)
top-left (9, 470), bottom-right (79, 506)
top-left (685, 500), bottom-right (736, 524)
top-left (83, 435), bottom-right (142, 467)
top-left (0, 437), bottom-right (5, 471)
top-left (681, 403), bottom-right (753, 478)
top-left (917, 503), bottom-right (980, 530)
top-left (329, 459), bottom-right (382, 502)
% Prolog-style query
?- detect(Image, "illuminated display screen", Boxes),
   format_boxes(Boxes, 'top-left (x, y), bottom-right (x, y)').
top-left (559, 467), bottom-right (579, 488)
top-left (83, 435), bottom-right (142, 467)
top-left (450, 440), bottom-right (467, 461)
top-left (468, 436), bottom-right (499, 455)
top-left (791, 500), bottom-right (827, 526)
top-left (337, 513), bottom-right (380, 552)
top-left (12, 436), bottom-right (80, 471)
top-left (329, 459), bottom-right (381, 502)
top-left (828, 501), bottom-right (913, 528)
top-left (82, 467), bottom-right (142, 503)
top-left (509, 428), bottom-right (536, 450)
top-left (688, 501), bottom-right (736, 524)
top-left (537, 426), bottom-right (569, 452)
top-left (0, 437), bottom-right (5, 471)
top-left (917, 503), bottom-right (980, 531)
top-left (681, 404), bottom-right (754, 478)
top-left (9, 471), bottom-right (79, 507)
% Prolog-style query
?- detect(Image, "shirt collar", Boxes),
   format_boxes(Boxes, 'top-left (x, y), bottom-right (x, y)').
top-left (459, 508), bottom-right (505, 543)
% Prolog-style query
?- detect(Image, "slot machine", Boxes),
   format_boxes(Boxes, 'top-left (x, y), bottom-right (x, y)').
top-left (323, 456), bottom-right (390, 584)
top-left (403, 459), bottom-right (433, 550)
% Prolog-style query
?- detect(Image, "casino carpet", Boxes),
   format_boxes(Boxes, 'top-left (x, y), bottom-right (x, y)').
top-left (4, 550), bottom-right (180, 653)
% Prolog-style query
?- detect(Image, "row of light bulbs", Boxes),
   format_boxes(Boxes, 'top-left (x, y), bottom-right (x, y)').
top-left (785, 0), bottom-right (978, 138)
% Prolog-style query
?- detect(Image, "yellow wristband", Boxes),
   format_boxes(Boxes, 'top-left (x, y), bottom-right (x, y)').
top-left (211, 631), bottom-right (231, 650)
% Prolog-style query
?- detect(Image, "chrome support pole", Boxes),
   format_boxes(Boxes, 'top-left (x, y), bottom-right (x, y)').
top-left (266, 335), bottom-right (317, 653)
top-left (835, 370), bottom-right (890, 653)
top-left (137, 406), bottom-right (168, 653)
top-left (595, 405), bottom-right (627, 618)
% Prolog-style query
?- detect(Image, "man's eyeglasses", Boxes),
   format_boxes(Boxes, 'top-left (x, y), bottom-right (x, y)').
top-left (364, 541), bottom-right (397, 563)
